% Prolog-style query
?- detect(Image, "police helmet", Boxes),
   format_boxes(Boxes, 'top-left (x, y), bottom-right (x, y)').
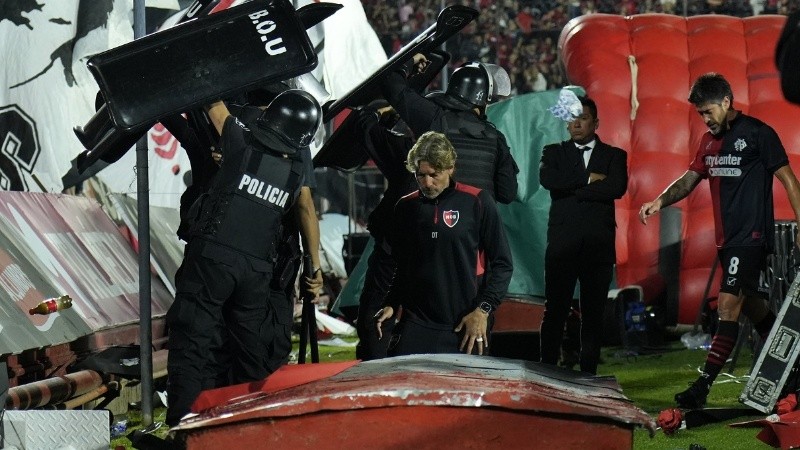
top-left (251, 89), bottom-right (322, 154)
top-left (447, 62), bottom-right (492, 108)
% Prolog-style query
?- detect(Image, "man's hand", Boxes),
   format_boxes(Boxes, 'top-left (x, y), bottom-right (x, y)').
top-left (639, 198), bottom-right (663, 225)
top-left (454, 308), bottom-right (489, 355)
top-left (410, 53), bottom-right (430, 75)
top-left (375, 306), bottom-right (394, 340)
top-left (377, 105), bottom-right (395, 116)
top-left (301, 269), bottom-right (323, 303)
top-left (588, 172), bottom-right (606, 183)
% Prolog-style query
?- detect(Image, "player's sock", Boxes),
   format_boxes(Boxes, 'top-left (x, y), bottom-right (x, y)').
top-left (675, 320), bottom-right (739, 409)
top-left (699, 320), bottom-right (739, 386)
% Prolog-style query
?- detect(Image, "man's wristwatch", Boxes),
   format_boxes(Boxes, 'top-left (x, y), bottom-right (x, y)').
top-left (478, 301), bottom-right (494, 315)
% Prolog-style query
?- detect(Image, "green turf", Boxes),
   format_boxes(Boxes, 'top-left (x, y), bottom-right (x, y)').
top-left (600, 342), bottom-right (772, 450)
top-left (113, 336), bottom-right (777, 449)
top-left (111, 336), bottom-right (359, 449)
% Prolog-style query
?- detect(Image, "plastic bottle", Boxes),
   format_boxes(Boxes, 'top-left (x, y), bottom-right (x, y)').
top-left (680, 331), bottom-right (711, 350)
top-left (110, 419), bottom-right (128, 438)
top-left (28, 295), bottom-right (73, 315)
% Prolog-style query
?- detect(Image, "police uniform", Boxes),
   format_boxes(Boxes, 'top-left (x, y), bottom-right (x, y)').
top-left (353, 108), bottom-right (416, 360)
top-left (232, 103), bottom-right (317, 374)
top-left (266, 145), bottom-right (316, 372)
top-left (166, 113), bottom-right (306, 426)
top-left (380, 71), bottom-right (519, 204)
top-left (385, 181), bottom-right (513, 355)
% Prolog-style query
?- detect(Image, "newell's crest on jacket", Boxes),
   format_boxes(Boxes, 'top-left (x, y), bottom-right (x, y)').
top-left (443, 210), bottom-right (459, 228)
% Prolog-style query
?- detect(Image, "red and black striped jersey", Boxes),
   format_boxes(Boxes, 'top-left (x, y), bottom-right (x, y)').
top-left (689, 113), bottom-right (788, 250)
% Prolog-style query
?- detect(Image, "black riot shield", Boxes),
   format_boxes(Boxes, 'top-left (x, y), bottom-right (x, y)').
top-left (88, 0), bottom-right (317, 131)
top-left (67, 1), bottom-right (341, 181)
top-left (313, 50), bottom-right (450, 172)
top-left (312, 4), bottom-right (476, 172)
top-left (73, 0), bottom-right (220, 152)
top-left (320, 4), bottom-right (478, 123)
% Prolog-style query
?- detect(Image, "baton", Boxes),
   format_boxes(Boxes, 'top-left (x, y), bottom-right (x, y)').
top-left (298, 254), bottom-right (319, 363)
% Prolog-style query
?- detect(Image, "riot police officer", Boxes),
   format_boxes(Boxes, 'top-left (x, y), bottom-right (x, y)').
top-left (166, 89), bottom-right (323, 426)
top-left (352, 102), bottom-right (416, 360)
top-left (380, 55), bottom-right (519, 204)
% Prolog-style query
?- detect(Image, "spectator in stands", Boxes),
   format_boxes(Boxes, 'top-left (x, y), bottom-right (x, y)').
top-left (764, 0), bottom-right (780, 14)
top-left (364, 1), bottom-right (568, 94)
top-left (516, 6), bottom-right (535, 33)
top-left (399, 1), bottom-right (415, 23)
top-left (526, 65), bottom-right (548, 92)
top-left (539, 94), bottom-right (628, 375)
top-left (639, 73), bottom-right (800, 409)
top-left (364, 0), bottom-right (799, 97)
top-left (540, 5), bottom-right (568, 30)
top-left (374, 131), bottom-right (513, 355)
top-left (460, 34), bottom-right (484, 62)
top-left (778, 0), bottom-right (796, 15)
top-left (661, 0), bottom-right (677, 14)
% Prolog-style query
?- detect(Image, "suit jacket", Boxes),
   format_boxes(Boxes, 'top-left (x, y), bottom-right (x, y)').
top-left (539, 137), bottom-right (628, 263)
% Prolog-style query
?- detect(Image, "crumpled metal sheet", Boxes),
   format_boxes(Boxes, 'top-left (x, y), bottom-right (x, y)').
top-left (176, 354), bottom-right (656, 436)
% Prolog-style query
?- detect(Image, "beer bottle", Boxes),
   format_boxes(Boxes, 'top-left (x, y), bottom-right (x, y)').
top-left (29, 295), bottom-right (73, 315)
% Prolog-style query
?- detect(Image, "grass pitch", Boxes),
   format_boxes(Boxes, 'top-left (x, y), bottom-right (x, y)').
top-left (113, 336), bottom-right (776, 449)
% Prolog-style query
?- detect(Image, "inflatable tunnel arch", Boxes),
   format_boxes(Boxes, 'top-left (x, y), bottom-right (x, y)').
top-left (559, 13), bottom-right (800, 324)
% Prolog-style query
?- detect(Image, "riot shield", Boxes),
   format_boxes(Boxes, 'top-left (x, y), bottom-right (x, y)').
top-left (320, 4), bottom-right (478, 123)
top-left (313, 50), bottom-right (450, 172)
top-left (68, 1), bottom-right (341, 180)
top-left (73, 0), bottom-right (221, 150)
top-left (88, 0), bottom-right (317, 131)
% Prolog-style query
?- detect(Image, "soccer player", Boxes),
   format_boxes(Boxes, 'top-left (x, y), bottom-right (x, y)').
top-left (639, 73), bottom-right (800, 409)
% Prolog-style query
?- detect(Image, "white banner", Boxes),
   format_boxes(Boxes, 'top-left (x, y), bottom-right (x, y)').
top-left (294, 0), bottom-right (387, 100)
top-left (1, 1), bottom-right (128, 193)
top-left (1, 0), bottom-right (190, 208)
top-left (293, 0), bottom-right (387, 155)
top-left (1, 0), bottom-right (386, 206)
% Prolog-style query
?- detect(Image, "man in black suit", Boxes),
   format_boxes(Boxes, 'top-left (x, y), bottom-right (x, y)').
top-left (538, 96), bottom-right (628, 375)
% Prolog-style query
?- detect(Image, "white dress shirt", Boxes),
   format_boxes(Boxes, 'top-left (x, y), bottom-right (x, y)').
top-left (578, 139), bottom-right (596, 184)
top-left (578, 139), bottom-right (596, 167)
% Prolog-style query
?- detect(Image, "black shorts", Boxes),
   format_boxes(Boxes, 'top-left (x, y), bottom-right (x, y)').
top-left (717, 246), bottom-right (769, 299)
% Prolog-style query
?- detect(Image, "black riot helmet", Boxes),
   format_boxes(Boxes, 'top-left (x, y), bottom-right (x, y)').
top-left (446, 62), bottom-right (492, 108)
top-left (251, 89), bottom-right (322, 154)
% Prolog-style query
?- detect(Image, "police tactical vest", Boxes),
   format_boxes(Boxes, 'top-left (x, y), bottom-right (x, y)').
top-left (191, 137), bottom-right (304, 260)
top-left (430, 96), bottom-right (499, 196)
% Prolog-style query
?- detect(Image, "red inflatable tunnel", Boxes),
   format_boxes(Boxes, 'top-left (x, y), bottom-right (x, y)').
top-left (559, 14), bottom-right (800, 324)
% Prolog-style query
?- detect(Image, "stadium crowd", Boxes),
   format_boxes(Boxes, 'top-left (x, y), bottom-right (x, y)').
top-left (361, 0), bottom-right (800, 95)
